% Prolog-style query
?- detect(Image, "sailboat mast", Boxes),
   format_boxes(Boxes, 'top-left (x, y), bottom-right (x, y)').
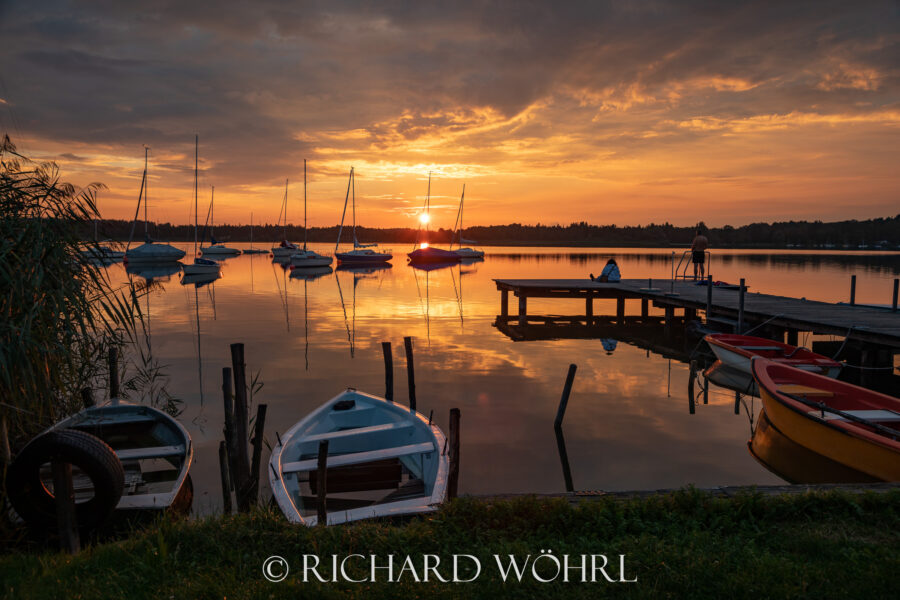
top-left (303, 159), bottom-right (308, 250)
top-left (426, 171), bottom-right (431, 235)
top-left (210, 186), bottom-right (215, 241)
top-left (352, 167), bottom-right (357, 246)
top-left (283, 179), bottom-right (289, 241)
top-left (334, 167), bottom-right (352, 254)
top-left (459, 184), bottom-right (465, 246)
top-left (194, 135), bottom-right (198, 255)
top-left (250, 212), bottom-right (254, 247)
top-left (144, 146), bottom-right (149, 239)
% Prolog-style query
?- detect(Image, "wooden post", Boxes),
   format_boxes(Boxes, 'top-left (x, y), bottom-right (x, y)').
top-left (404, 336), bottom-right (416, 412)
top-left (702, 374), bottom-right (709, 405)
top-left (218, 441), bottom-right (232, 514)
top-left (0, 414), bottom-right (10, 476)
top-left (737, 279), bottom-right (746, 334)
top-left (448, 408), bottom-right (461, 499)
top-left (585, 296), bottom-right (593, 324)
top-left (80, 387), bottom-right (93, 409)
top-left (108, 346), bottom-right (118, 399)
top-left (664, 305), bottom-right (674, 335)
top-left (52, 461), bottom-right (80, 554)
top-left (249, 403), bottom-right (268, 503)
top-left (230, 343), bottom-right (251, 512)
top-left (518, 295), bottom-right (527, 327)
top-left (688, 361), bottom-right (696, 415)
top-left (850, 274), bottom-right (856, 306)
top-left (705, 274), bottom-right (713, 323)
top-left (892, 278), bottom-right (898, 312)
top-left (222, 367), bottom-right (236, 489)
top-left (553, 424), bottom-right (574, 493)
top-left (382, 342), bottom-right (393, 401)
top-left (616, 297), bottom-right (625, 324)
top-left (685, 307), bottom-right (696, 324)
top-left (554, 364), bottom-right (578, 428)
top-left (641, 298), bottom-right (649, 319)
top-left (500, 289), bottom-right (509, 318)
top-left (734, 391), bottom-right (741, 415)
top-left (787, 329), bottom-right (798, 346)
top-left (316, 440), bottom-right (328, 525)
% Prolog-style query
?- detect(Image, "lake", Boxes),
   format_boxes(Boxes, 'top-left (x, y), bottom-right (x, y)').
top-left (106, 245), bottom-right (900, 513)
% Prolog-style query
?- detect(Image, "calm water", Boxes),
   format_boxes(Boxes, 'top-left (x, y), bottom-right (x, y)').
top-left (106, 245), bottom-right (900, 513)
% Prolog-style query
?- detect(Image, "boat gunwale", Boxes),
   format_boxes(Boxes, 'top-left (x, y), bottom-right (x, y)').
top-left (706, 334), bottom-right (842, 369)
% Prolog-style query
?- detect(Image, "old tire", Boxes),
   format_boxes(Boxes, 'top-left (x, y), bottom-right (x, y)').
top-left (7, 428), bottom-right (125, 531)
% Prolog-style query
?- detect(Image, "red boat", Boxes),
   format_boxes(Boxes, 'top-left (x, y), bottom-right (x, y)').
top-left (705, 333), bottom-right (842, 378)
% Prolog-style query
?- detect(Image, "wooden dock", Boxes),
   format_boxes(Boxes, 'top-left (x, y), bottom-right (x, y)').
top-left (494, 278), bottom-right (900, 358)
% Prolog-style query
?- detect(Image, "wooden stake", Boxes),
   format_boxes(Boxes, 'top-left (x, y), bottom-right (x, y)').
top-left (734, 391), bottom-right (741, 415)
top-left (249, 403), bottom-right (268, 503)
top-left (688, 361), bottom-right (696, 415)
top-left (404, 336), bottom-right (416, 412)
top-left (316, 440), bottom-right (329, 525)
top-left (222, 367), bottom-right (236, 490)
top-left (0, 414), bottom-right (10, 474)
top-left (706, 274), bottom-right (713, 323)
top-left (382, 342), bottom-right (393, 401)
top-left (230, 343), bottom-right (251, 512)
top-left (737, 278), bottom-right (746, 334)
top-left (554, 364), bottom-right (578, 428)
top-left (52, 461), bottom-right (80, 554)
top-left (850, 274), bottom-right (857, 306)
top-left (108, 346), bottom-right (118, 400)
top-left (218, 441), bottom-right (232, 514)
top-left (892, 278), bottom-right (898, 312)
top-left (448, 408), bottom-right (460, 499)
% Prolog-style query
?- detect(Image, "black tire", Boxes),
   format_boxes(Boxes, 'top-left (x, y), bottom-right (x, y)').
top-left (7, 428), bottom-right (125, 531)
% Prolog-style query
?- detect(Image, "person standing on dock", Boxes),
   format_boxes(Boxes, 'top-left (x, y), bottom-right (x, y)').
top-left (691, 229), bottom-right (709, 281)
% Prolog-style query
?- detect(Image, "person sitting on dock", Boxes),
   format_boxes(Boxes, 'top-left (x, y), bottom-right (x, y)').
top-left (691, 229), bottom-right (709, 281)
top-left (591, 258), bottom-right (621, 282)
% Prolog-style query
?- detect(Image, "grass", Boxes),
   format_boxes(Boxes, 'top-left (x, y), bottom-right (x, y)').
top-left (1, 489), bottom-right (898, 599)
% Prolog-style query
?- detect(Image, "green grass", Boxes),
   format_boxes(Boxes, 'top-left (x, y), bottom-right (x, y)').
top-left (2, 489), bottom-right (899, 599)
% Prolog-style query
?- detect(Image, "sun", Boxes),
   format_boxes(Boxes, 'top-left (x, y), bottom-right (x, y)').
top-left (419, 213), bottom-right (430, 225)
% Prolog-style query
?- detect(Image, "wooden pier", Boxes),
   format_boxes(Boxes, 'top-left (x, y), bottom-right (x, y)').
top-left (494, 278), bottom-right (900, 363)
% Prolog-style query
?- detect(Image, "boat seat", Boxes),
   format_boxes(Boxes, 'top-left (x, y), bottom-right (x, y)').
top-left (116, 445), bottom-right (184, 461)
top-left (777, 384), bottom-right (834, 397)
top-left (308, 458), bottom-right (403, 494)
top-left (812, 410), bottom-right (900, 423)
top-left (303, 421), bottom-right (414, 443)
top-left (738, 346), bottom-right (785, 352)
top-left (282, 441), bottom-right (435, 473)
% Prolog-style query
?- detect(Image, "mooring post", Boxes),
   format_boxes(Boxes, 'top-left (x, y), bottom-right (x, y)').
top-left (0, 415), bottom-right (10, 482)
top-left (850, 274), bottom-right (857, 306)
top-left (108, 346), bottom-right (118, 399)
top-left (705, 274), bottom-right (713, 323)
top-left (892, 278), bottom-right (898, 312)
top-left (616, 296), bottom-right (625, 324)
top-left (230, 343), bottom-right (251, 512)
top-left (688, 361), bottom-right (697, 415)
top-left (222, 367), bottom-right (236, 489)
top-left (641, 298), bottom-right (649, 320)
top-left (500, 289), bottom-right (509, 318)
top-left (734, 391), bottom-right (741, 415)
top-left (787, 329), bottom-right (798, 346)
top-left (249, 403), bottom-right (268, 503)
top-left (52, 460), bottom-right (80, 554)
top-left (553, 424), bottom-right (574, 492)
top-left (316, 439), bottom-right (329, 525)
top-left (382, 341), bottom-right (394, 401)
top-left (586, 296), bottom-right (593, 324)
top-left (738, 278), bottom-right (746, 334)
top-left (218, 441), bottom-right (232, 514)
top-left (554, 364), bottom-right (578, 428)
top-left (518, 295), bottom-right (527, 327)
top-left (448, 408), bottom-right (461, 499)
top-left (404, 336), bottom-right (416, 412)
top-left (702, 374), bottom-right (709, 405)
top-left (664, 305), bottom-right (674, 335)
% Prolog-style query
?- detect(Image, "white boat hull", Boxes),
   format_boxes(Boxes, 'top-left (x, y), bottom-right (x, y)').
top-left (709, 344), bottom-right (841, 378)
top-left (125, 242), bottom-right (186, 263)
top-left (291, 254), bottom-right (333, 268)
top-left (272, 246), bottom-right (298, 257)
top-left (182, 261), bottom-right (221, 275)
top-left (454, 248), bottom-right (484, 258)
top-left (200, 245), bottom-right (241, 256)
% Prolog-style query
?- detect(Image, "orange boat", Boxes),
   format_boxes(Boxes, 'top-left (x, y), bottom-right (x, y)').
top-left (751, 358), bottom-right (900, 481)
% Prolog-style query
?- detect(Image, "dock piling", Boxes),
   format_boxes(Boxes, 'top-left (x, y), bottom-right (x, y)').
top-left (705, 275), bottom-right (713, 323)
top-left (892, 279), bottom-right (898, 312)
top-left (108, 346), bottom-right (118, 400)
top-left (518, 295), bottom-right (527, 326)
top-left (616, 297), bottom-right (625, 324)
top-left (554, 364), bottom-right (578, 428)
top-left (738, 279), bottom-right (746, 334)
top-left (249, 403), bottom-right (267, 503)
top-left (316, 440), bottom-right (329, 525)
top-left (382, 341), bottom-right (393, 401)
top-left (222, 367), bottom-right (236, 490)
top-left (404, 336), bottom-right (416, 412)
top-left (688, 361), bottom-right (697, 415)
top-left (230, 343), bottom-right (251, 512)
top-left (448, 408), bottom-right (460, 499)
top-left (734, 391), bottom-right (741, 415)
top-left (850, 275), bottom-right (857, 306)
top-left (586, 296), bottom-right (593, 324)
top-left (218, 441), bottom-right (232, 514)
top-left (52, 460), bottom-right (80, 554)
top-left (500, 289), bottom-right (509, 318)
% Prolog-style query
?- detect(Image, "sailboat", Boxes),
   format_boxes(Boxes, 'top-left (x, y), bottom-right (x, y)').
top-left (450, 184), bottom-right (485, 259)
top-left (81, 218), bottom-right (125, 261)
top-left (334, 167), bottom-right (392, 264)
top-left (290, 160), bottom-right (333, 268)
top-left (408, 172), bottom-right (461, 264)
top-left (183, 136), bottom-right (221, 277)
top-left (243, 212), bottom-right (269, 254)
top-left (272, 179), bottom-right (300, 257)
top-left (124, 147), bottom-right (187, 264)
top-left (200, 186), bottom-right (241, 256)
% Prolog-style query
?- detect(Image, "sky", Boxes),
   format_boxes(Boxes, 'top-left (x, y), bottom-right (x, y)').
top-left (0, 1), bottom-right (898, 229)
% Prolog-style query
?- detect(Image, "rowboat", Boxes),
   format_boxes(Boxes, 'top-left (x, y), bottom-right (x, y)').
top-left (269, 389), bottom-right (448, 526)
top-left (751, 358), bottom-right (900, 481)
top-left (706, 333), bottom-right (842, 378)
top-left (702, 360), bottom-right (759, 396)
top-left (749, 410), bottom-right (878, 484)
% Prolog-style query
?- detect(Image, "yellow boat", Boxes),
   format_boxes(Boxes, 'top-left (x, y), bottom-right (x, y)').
top-left (751, 358), bottom-right (900, 481)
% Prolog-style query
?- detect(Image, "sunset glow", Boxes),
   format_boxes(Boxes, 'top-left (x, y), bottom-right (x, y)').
top-left (419, 213), bottom-right (431, 225)
top-left (0, 3), bottom-right (897, 228)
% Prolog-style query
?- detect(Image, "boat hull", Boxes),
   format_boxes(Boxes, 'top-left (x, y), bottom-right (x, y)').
top-left (272, 246), bottom-right (298, 257)
top-left (706, 333), bottom-right (842, 377)
top-left (125, 242), bottom-right (186, 263)
top-left (182, 260), bottom-right (220, 275)
top-left (408, 247), bottom-right (461, 263)
top-left (752, 359), bottom-right (900, 481)
top-left (336, 252), bottom-right (392, 264)
top-left (453, 248), bottom-right (484, 258)
top-left (200, 245), bottom-right (241, 256)
top-left (290, 253), bottom-right (333, 267)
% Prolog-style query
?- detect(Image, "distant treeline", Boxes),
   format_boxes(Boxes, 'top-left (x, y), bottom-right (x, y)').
top-left (83, 215), bottom-right (900, 248)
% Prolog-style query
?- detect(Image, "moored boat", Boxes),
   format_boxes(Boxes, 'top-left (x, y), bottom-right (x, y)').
top-left (334, 167), bottom-right (392, 264)
top-left (290, 160), bottom-right (333, 268)
top-left (124, 147), bottom-right (186, 264)
top-left (408, 245), bottom-right (462, 263)
top-left (269, 388), bottom-right (448, 526)
top-left (751, 357), bottom-right (900, 481)
top-left (706, 333), bottom-right (842, 378)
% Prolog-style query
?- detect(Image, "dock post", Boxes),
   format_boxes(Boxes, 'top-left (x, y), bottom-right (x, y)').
top-left (554, 364), bottom-right (578, 428)
top-left (738, 279), bottom-right (746, 334)
top-left (230, 343), bottom-right (251, 512)
top-left (586, 295), bottom-right (593, 324)
top-left (705, 275), bottom-right (713, 323)
top-left (616, 296), bottom-right (625, 324)
top-left (382, 342), bottom-right (393, 401)
top-left (664, 305), bottom-right (674, 335)
top-left (108, 346), bottom-right (118, 399)
top-left (316, 440), bottom-right (328, 525)
top-left (787, 330), bottom-right (798, 346)
top-left (850, 275), bottom-right (856, 306)
top-left (249, 403), bottom-right (267, 503)
top-left (218, 441), bottom-right (232, 514)
top-left (518, 295), bottom-right (527, 327)
top-left (222, 367), bottom-right (236, 489)
top-left (688, 361), bottom-right (696, 415)
top-left (892, 278), bottom-right (898, 312)
top-left (684, 307), bottom-right (696, 324)
top-left (404, 336), bottom-right (416, 412)
top-left (448, 408), bottom-right (460, 499)
top-left (734, 391), bottom-right (741, 415)
top-left (500, 289), bottom-right (509, 318)
top-left (641, 298), bottom-right (649, 320)
top-left (52, 460), bottom-right (80, 554)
